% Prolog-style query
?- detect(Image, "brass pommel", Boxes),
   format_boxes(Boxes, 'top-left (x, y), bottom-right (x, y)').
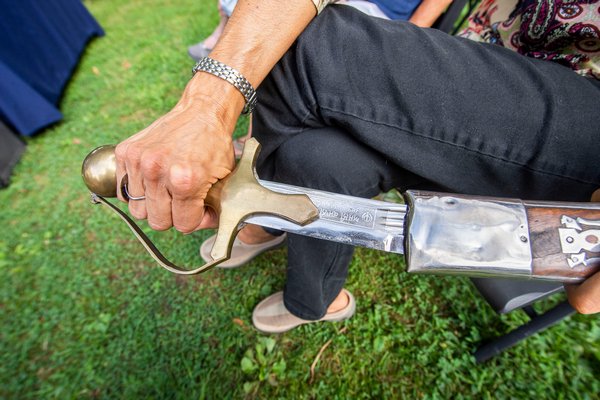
top-left (81, 145), bottom-right (117, 197)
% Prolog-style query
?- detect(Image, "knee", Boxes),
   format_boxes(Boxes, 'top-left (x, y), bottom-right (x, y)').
top-left (273, 137), bottom-right (333, 187)
top-left (293, 6), bottom-right (364, 65)
top-left (270, 129), bottom-right (377, 194)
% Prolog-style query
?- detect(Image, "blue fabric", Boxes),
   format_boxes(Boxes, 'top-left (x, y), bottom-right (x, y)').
top-left (0, 0), bottom-right (104, 136)
top-left (369, 0), bottom-right (422, 20)
top-left (0, 62), bottom-right (63, 136)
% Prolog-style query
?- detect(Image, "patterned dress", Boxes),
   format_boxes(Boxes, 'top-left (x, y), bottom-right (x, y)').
top-left (459, 0), bottom-right (600, 79)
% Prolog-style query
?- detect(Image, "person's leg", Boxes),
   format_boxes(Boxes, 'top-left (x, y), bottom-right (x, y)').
top-left (254, 5), bottom-right (600, 203)
top-left (188, 1), bottom-right (232, 61)
top-left (250, 5), bottom-right (600, 322)
top-left (258, 127), bottom-right (431, 320)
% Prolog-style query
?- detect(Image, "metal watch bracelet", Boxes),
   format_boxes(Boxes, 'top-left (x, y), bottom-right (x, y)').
top-left (192, 57), bottom-right (257, 114)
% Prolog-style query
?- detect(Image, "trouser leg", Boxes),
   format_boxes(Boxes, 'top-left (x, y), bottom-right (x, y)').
top-left (252, 5), bottom-right (600, 319)
top-left (254, 5), bottom-right (600, 201)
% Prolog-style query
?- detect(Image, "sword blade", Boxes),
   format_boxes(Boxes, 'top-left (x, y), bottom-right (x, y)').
top-left (245, 180), bottom-right (407, 254)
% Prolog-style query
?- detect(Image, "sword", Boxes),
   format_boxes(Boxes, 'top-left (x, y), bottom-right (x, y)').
top-left (81, 138), bottom-right (600, 283)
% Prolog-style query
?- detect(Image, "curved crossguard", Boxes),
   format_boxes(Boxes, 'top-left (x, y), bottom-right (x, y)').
top-left (81, 138), bottom-right (319, 274)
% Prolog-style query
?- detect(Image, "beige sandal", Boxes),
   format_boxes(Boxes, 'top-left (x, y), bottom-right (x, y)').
top-left (252, 289), bottom-right (356, 334)
top-left (200, 233), bottom-right (287, 269)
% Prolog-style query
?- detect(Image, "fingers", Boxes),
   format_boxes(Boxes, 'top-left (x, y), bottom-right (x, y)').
top-left (115, 142), bottom-right (212, 232)
top-left (113, 100), bottom-right (236, 234)
top-left (114, 125), bottom-right (154, 203)
top-left (564, 271), bottom-right (600, 314)
top-left (169, 164), bottom-right (207, 233)
top-left (127, 146), bottom-right (177, 229)
top-left (197, 206), bottom-right (219, 230)
top-left (123, 144), bottom-right (149, 220)
top-left (143, 177), bottom-right (172, 231)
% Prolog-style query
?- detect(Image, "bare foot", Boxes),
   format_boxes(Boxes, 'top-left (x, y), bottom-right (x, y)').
top-left (327, 290), bottom-right (350, 313)
top-left (237, 223), bottom-right (277, 245)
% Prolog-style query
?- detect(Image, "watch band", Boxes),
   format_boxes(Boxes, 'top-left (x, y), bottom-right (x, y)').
top-left (192, 57), bottom-right (257, 114)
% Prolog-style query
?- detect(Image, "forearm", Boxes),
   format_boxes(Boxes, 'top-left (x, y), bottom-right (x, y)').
top-left (409, 0), bottom-right (453, 28)
top-left (115, 0), bottom-right (325, 233)
top-left (184, 0), bottom-right (319, 123)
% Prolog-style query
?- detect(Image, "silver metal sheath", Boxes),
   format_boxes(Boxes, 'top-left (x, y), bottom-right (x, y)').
top-left (245, 180), bottom-right (408, 254)
top-left (404, 191), bottom-right (533, 278)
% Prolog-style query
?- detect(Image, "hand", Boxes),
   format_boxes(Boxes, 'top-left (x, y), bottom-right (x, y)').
top-left (565, 271), bottom-right (600, 314)
top-left (115, 75), bottom-right (243, 233)
top-left (564, 189), bottom-right (600, 314)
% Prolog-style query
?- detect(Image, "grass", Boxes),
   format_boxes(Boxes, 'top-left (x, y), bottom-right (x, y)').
top-left (1, 0), bottom-right (599, 398)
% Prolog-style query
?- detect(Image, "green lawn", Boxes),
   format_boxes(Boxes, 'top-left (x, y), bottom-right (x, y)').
top-left (1, 0), bottom-right (599, 398)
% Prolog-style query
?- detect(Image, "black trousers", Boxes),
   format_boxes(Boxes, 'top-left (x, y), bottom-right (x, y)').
top-left (252, 6), bottom-right (600, 320)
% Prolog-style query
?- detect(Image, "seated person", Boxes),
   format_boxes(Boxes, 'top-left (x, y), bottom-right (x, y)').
top-left (116, 0), bottom-right (600, 333)
top-left (188, 0), bottom-right (454, 60)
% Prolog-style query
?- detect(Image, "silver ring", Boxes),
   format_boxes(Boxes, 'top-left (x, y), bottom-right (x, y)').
top-left (123, 184), bottom-right (146, 201)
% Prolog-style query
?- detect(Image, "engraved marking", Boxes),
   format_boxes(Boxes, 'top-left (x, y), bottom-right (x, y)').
top-left (314, 198), bottom-right (378, 229)
top-left (319, 209), bottom-right (340, 219)
top-left (362, 212), bottom-right (374, 224)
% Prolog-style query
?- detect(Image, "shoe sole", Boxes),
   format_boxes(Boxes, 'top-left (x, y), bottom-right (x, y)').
top-left (200, 233), bottom-right (287, 269)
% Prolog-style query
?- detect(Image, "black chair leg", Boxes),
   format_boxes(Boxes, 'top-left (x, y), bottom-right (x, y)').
top-left (474, 301), bottom-right (576, 363)
top-left (521, 305), bottom-right (538, 319)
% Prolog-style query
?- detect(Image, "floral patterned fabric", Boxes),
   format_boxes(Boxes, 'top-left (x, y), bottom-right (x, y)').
top-left (459, 0), bottom-right (600, 79)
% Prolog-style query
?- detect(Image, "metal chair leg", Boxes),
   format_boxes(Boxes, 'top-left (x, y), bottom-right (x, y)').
top-left (474, 301), bottom-right (576, 363)
top-left (522, 305), bottom-right (538, 319)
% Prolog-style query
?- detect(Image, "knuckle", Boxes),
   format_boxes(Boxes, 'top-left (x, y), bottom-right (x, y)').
top-left (169, 165), bottom-right (196, 196)
top-left (140, 151), bottom-right (164, 180)
top-left (114, 143), bottom-right (127, 161)
top-left (124, 143), bottom-right (143, 162)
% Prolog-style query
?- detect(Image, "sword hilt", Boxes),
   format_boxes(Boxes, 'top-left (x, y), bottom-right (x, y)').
top-left (81, 138), bottom-right (319, 274)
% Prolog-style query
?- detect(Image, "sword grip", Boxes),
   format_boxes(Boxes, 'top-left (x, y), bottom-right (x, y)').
top-left (526, 203), bottom-right (600, 282)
